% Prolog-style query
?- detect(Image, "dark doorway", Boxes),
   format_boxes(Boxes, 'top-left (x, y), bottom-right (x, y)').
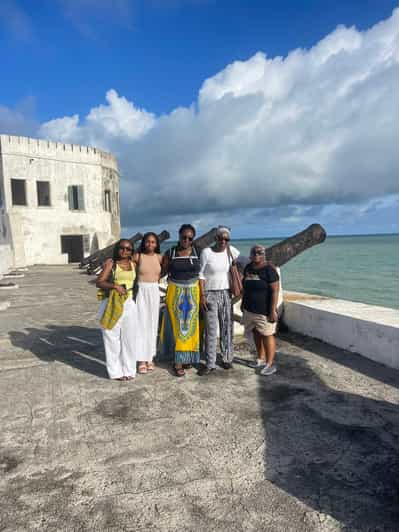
top-left (61, 235), bottom-right (84, 263)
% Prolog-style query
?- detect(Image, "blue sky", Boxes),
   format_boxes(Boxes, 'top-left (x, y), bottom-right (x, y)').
top-left (1, 0), bottom-right (399, 238)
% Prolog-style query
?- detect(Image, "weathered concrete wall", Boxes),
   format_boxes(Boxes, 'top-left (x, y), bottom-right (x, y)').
top-left (0, 135), bottom-right (121, 268)
top-left (283, 293), bottom-right (399, 369)
top-left (0, 146), bottom-right (14, 275)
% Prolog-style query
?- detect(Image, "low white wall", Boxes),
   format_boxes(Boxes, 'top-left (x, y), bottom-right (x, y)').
top-left (283, 293), bottom-right (399, 370)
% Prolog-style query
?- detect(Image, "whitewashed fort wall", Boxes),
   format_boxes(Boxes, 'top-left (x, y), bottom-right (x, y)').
top-left (0, 134), bottom-right (121, 275)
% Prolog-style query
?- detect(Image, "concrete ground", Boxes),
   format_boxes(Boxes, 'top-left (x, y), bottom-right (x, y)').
top-left (0, 265), bottom-right (398, 532)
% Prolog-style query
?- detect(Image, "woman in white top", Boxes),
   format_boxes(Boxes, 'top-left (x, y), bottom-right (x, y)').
top-left (198, 227), bottom-right (240, 375)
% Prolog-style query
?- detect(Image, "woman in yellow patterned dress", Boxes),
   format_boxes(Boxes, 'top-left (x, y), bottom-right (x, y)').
top-left (159, 224), bottom-right (202, 377)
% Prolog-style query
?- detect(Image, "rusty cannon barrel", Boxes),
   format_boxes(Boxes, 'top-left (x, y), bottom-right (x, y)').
top-left (266, 223), bottom-right (327, 267)
top-left (193, 224), bottom-right (326, 265)
top-left (80, 232), bottom-right (143, 269)
top-left (193, 227), bottom-right (218, 250)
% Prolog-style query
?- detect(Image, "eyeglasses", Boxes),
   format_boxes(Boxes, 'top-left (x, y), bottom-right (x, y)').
top-left (181, 236), bottom-right (194, 241)
top-left (119, 246), bottom-right (132, 252)
top-left (217, 236), bottom-right (230, 242)
top-left (252, 250), bottom-right (265, 256)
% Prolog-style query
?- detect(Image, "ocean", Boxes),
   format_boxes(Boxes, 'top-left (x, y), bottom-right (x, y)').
top-left (231, 234), bottom-right (399, 311)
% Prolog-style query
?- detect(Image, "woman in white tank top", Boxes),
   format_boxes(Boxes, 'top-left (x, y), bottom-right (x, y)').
top-left (133, 233), bottom-right (162, 374)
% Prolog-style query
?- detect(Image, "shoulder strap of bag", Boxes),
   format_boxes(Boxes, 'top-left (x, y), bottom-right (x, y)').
top-left (227, 245), bottom-right (234, 266)
top-left (110, 260), bottom-right (116, 281)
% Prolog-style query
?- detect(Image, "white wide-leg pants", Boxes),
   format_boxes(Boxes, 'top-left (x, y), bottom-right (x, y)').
top-left (135, 282), bottom-right (160, 362)
top-left (100, 298), bottom-right (137, 379)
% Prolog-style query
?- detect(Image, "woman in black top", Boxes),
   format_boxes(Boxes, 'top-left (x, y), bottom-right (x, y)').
top-left (159, 224), bottom-right (202, 377)
top-left (242, 245), bottom-right (280, 376)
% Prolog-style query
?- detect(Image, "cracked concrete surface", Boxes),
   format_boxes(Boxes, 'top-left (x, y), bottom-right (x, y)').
top-left (0, 266), bottom-right (398, 531)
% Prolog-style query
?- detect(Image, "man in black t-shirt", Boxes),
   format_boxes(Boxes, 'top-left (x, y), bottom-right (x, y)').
top-left (242, 245), bottom-right (280, 375)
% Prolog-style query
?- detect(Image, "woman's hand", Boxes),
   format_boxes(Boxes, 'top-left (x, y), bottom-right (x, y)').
top-left (268, 308), bottom-right (278, 323)
top-left (114, 285), bottom-right (127, 296)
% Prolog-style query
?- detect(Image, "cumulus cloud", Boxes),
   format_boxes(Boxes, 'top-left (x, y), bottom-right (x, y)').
top-left (39, 89), bottom-right (155, 148)
top-left (35, 9), bottom-right (399, 231)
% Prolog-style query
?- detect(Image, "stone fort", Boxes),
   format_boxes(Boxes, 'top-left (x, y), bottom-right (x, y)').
top-left (0, 134), bottom-right (121, 276)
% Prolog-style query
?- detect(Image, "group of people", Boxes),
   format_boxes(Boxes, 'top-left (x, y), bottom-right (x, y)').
top-left (96, 225), bottom-right (280, 380)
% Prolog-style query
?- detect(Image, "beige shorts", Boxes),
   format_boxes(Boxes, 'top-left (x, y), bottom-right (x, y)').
top-left (242, 310), bottom-right (277, 337)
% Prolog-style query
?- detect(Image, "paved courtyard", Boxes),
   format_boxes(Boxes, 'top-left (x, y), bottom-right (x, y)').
top-left (0, 266), bottom-right (398, 531)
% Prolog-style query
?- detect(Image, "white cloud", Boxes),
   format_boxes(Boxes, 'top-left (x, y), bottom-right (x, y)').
top-left (21, 9), bottom-right (399, 230)
top-left (39, 89), bottom-right (155, 148)
top-left (38, 114), bottom-right (80, 144)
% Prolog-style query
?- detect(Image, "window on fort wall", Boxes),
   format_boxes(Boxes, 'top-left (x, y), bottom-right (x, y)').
top-left (37, 181), bottom-right (51, 206)
top-left (104, 190), bottom-right (111, 212)
top-left (68, 185), bottom-right (85, 211)
top-left (11, 179), bottom-right (27, 206)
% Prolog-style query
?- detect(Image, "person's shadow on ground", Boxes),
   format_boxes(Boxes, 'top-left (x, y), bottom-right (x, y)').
top-left (8, 325), bottom-right (108, 378)
top-left (260, 345), bottom-right (399, 530)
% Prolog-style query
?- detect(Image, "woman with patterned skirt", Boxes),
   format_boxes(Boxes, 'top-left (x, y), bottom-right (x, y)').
top-left (159, 224), bottom-right (202, 377)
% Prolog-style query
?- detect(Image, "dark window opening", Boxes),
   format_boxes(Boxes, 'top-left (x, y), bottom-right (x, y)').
top-left (68, 185), bottom-right (84, 211)
top-left (11, 179), bottom-right (27, 206)
top-left (37, 181), bottom-right (51, 206)
top-left (104, 190), bottom-right (111, 212)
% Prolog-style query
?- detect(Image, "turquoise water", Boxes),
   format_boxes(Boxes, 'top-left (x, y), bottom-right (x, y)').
top-left (231, 234), bottom-right (399, 311)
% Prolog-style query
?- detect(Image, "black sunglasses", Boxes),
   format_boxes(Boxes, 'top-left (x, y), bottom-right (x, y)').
top-left (252, 250), bottom-right (265, 256)
top-left (217, 236), bottom-right (230, 242)
top-left (119, 246), bottom-right (132, 251)
top-left (181, 235), bottom-right (194, 241)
